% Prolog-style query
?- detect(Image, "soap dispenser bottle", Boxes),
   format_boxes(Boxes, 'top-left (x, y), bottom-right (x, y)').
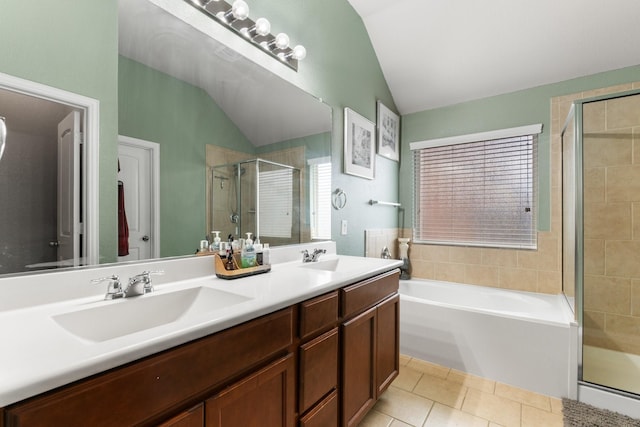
top-left (211, 231), bottom-right (221, 252)
top-left (241, 232), bottom-right (256, 268)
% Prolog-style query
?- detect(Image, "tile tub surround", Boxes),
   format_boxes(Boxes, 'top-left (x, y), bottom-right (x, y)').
top-left (0, 241), bottom-right (402, 406)
top-left (360, 355), bottom-right (564, 427)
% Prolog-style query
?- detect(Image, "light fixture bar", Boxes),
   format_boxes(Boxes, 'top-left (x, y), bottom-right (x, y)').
top-left (186, 0), bottom-right (304, 71)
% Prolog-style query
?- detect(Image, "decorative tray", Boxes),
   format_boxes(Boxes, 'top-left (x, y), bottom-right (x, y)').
top-left (214, 253), bottom-right (271, 280)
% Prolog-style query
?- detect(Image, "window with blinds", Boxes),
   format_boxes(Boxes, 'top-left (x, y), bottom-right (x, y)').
top-left (309, 159), bottom-right (332, 240)
top-left (412, 128), bottom-right (538, 249)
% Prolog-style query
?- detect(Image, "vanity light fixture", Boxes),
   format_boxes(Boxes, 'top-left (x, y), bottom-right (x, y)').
top-left (186, 0), bottom-right (306, 71)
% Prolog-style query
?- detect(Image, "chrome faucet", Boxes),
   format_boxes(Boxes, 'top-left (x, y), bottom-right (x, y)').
top-left (92, 275), bottom-right (125, 300)
top-left (301, 248), bottom-right (326, 263)
top-left (125, 270), bottom-right (164, 297)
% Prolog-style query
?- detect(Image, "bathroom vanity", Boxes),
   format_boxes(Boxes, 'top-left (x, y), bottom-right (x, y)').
top-left (0, 244), bottom-right (401, 426)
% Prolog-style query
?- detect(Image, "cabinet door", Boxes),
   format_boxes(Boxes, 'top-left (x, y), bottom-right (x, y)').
top-left (341, 306), bottom-right (376, 427)
top-left (158, 403), bottom-right (204, 427)
top-left (299, 327), bottom-right (339, 413)
top-left (376, 294), bottom-right (400, 396)
top-left (205, 354), bottom-right (295, 427)
top-left (298, 390), bottom-right (338, 427)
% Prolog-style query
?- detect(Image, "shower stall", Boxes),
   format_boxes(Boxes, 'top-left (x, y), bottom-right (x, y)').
top-left (210, 158), bottom-right (301, 246)
top-left (562, 89), bottom-right (640, 414)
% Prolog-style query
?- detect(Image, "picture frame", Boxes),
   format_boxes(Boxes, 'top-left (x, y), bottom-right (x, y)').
top-left (376, 101), bottom-right (400, 161)
top-left (344, 107), bottom-right (375, 179)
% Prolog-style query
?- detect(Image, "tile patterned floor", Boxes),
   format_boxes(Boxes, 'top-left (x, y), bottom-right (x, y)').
top-left (360, 355), bottom-right (563, 427)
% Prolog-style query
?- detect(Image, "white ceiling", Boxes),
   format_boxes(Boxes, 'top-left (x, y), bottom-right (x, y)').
top-left (347, 0), bottom-right (640, 115)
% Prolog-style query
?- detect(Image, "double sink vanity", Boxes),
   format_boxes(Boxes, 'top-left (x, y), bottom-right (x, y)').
top-left (0, 242), bottom-right (401, 426)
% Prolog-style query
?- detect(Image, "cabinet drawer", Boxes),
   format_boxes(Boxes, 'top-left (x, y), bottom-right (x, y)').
top-left (299, 390), bottom-right (338, 427)
top-left (158, 403), bottom-right (204, 427)
top-left (5, 308), bottom-right (294, 427)
top-left (299, 327), bottom-right (339, 413)
top-left (341, 269), bottom-right (399, 318)
top-left (299, 290), bottom-right (338, 340)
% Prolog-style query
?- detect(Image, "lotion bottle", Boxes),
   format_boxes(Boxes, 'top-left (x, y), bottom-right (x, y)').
top-left (211, 231), bottom-right (221, 252)
top-left (241, 232), bottom-right (256, 268)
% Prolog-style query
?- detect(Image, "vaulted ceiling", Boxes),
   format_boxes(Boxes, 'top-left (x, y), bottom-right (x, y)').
top-left (347, 0), bottom-right (640, 115)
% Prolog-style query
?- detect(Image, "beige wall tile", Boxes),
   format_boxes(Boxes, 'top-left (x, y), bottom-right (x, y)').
top-left (449, 246), bottom-right (482, 264)
top-left (413, 244), bottom-right (449, 262)
top-left (537, 237), bottom-right (559, 271)
top-left (583, 167), bottom-right (605, 203)
top-left (584, 239), bottom-right (605, 275)
top-left (632, 280), bottom-right (640, 316)
top-left (607, 164), bottom-right (640, 202)
top-left (606, 314), bottom-right (640, 339)
top-left (435, 262), bottom-right (466, 283)
top-left (583, 275), bottom-right (631, 315)
top-left (465, 264), bottom-right (500, 287)
top-left (537, 270), bottom-right (562, 294)
top-left (499, 268), bottom-right (537, 292)
top-left (517, 249), bottom-right (539, 269)
top-left (606, 240), bottom-right (640, 277)
top-left (410, 260), bottom-right (435, 280)
top-left (481, 248), bottom-right (518, 267)
top-left (584, 130), bottom-right (632, 168)
top-left (583, 101), bottom-right (606, 133)
top-left (607, 94), bottom-right (640, 130)
top-left (584, 202), bottom-right (632, 239)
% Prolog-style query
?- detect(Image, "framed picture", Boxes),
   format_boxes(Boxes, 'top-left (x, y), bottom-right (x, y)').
top-left (376, 101), bottom-right (400, 161)
top-left (344, 107), bottom-right (375, 179)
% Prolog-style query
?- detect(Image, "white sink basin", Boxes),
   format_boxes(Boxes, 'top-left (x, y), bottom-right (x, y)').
top-left (299, 258), bottom-right (341, 272)
top-left (53, 287), bottom-right (251, 342)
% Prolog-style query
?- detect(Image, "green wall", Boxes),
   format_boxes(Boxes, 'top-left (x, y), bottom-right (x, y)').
top-left (119, 56), bottom-right (254, 256)
top-left (400, 65), bottom-right (640, 233)
top-left (0, 1), bottom-right (119, 261)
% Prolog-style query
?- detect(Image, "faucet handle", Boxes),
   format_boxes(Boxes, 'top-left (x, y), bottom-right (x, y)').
top-left (91, 275), bottom-right (125, 300)
top-left (138, 270), bottom-right (164, 293)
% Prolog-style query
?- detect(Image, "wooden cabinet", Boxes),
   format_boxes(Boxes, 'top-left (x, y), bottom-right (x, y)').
top-left (158, 404), bottom-right (204, 427)
top-left (340, 270), bottom-right (400, 427)
top-left (205, 354), bottom-right (295, 427)
top-left (2, 269), bottom-right (399, 427)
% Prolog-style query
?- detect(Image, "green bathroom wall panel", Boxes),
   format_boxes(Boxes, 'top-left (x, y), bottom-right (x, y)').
top-left (400, 64), bottom-right (640, 233)
top-left (118, 57), bottom-right (255, 257)
top-left (0, 0), bottom-right (119, 262)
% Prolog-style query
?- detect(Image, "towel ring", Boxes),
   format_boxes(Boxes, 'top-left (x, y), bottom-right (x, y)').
top-left (332, 188), bottom-right (347, 210)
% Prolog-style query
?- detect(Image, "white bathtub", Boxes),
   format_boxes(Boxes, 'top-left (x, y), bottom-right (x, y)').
top-left (399, 278), bottom-right (577, 397)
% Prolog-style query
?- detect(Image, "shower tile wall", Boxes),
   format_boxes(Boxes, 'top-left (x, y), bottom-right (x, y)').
top-left (581, 93), bottom-right (640, 356)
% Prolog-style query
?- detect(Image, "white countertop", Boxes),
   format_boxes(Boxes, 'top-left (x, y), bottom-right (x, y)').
top-left (0, 244), bottom-right (401, 407)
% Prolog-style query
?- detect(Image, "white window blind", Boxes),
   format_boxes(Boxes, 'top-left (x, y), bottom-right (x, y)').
top-left (412, 130), bottom-right (538, 249)
top-left (258, 169), bottom-right (292, 238)
top-left (309, 158), bottom-right (332, 240)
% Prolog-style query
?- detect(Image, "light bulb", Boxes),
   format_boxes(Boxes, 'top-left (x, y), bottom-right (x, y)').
top-left (274, 33), bottom-right (290, 50)
top-left (231, 0), bottom-right (249, 20)
top-left (292, 45), bottom-right (306, 60)
top-left (254, 18), bottom-right (271, 36)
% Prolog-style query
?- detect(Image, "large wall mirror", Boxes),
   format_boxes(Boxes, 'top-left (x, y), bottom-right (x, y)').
top-left (0, 0), bottom-right (331, 277)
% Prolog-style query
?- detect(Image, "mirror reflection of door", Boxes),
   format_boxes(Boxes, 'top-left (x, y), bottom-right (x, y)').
top-left (117, 136), bottom-right (159, 262)
top-left (0, 87), bottom-right (82, 274)
top-left (57, 111), bottom-right (81, 266)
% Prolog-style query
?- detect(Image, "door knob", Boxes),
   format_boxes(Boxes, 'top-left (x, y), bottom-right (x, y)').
top-left (142, 235), bottom-right (150, 242)
top-left (49, 241), bottom-right (60, 247)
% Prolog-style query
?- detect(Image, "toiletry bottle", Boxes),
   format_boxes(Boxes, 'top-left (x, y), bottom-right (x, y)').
top-left (241, 232), bottom-right (256, 268)
top-left (225, 235), bottom-right (235, 270)
top-left (211, 231), bottom-right (221, 252)
top-left (262, 243), bottom-right (270, 265)
top-left (254, 236), bottom-right (263, 265)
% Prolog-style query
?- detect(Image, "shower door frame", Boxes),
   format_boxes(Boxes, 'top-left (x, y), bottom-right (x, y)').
top-left (564, 88), bottom-right (640, 411)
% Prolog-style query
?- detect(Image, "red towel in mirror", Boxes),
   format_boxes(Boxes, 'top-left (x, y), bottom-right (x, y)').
top-left (118, 180), bottom-right (129, 256)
